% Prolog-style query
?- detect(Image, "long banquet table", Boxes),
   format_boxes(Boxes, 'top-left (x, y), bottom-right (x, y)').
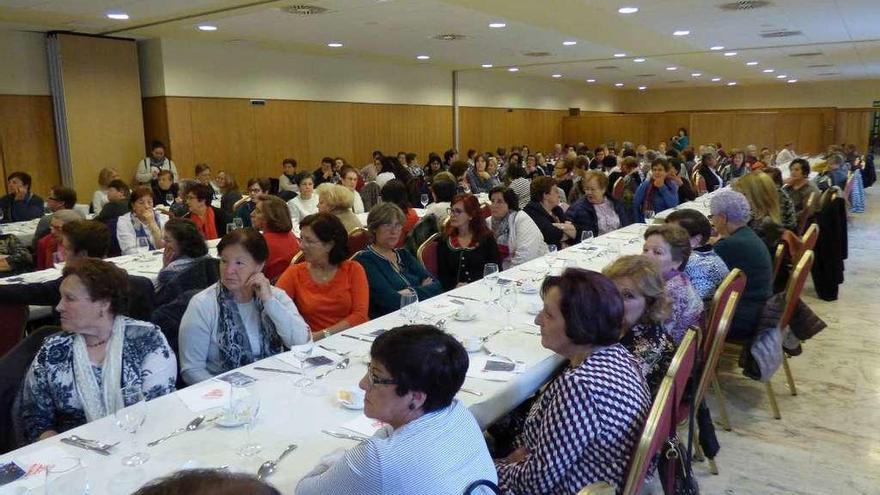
top-left (0, 192), bottom-right (724, 494)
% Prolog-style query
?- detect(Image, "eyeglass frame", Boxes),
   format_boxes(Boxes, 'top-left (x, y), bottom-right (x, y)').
top-left (366, 362), bottom-right (397, 386)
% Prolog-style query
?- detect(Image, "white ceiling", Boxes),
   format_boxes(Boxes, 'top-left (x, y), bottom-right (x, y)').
top-left (1, 0), bottom-right (878, 89)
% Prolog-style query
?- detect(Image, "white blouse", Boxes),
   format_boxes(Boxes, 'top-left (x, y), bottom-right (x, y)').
top-left (288, 194), bottom-right (319, 223)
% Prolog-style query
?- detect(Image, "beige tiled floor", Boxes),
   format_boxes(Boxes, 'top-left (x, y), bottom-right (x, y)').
top-left (695, 186), bottom-right (880, 494)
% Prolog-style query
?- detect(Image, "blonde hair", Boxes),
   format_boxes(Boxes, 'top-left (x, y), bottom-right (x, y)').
top-left (582, 170), bottom-right (608, 191)
top-left (98, 167), bottom-right (117, 188)
top-left (732, 171), bottom-right (781, 224)
top-left (603, 255), bottom-right (671, 325)
top-left (316, 183), bottom-right (354, 212)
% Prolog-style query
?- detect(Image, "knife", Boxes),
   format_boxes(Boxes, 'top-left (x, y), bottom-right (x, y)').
top-left (321, 429), bottom-right (368, 442)
top-left (254, 366), bottom-right (303, 375)
top-left (340, 334), bottom-right (373, 343)
top-left (61, 437), bottom-right (111, 456)
top-left (448, 294), bottom-right (480, 302)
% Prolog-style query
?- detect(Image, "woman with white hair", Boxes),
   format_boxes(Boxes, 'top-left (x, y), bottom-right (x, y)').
top-left (316, 183), bottom-right (362, 232)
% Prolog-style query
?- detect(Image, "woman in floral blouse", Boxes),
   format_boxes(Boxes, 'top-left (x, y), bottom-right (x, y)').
top-left (18, 258), bottom-right (177, 442)
top-left (604, 255), bottom-right (677, 396)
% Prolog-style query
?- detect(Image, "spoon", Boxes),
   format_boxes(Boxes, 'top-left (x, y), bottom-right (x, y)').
top-left (317, 358), bottom-right (350, 379)
top-left (68, 435), bottom-right (119, 451)
top-left (257, 443), bottom-right (298, 480)
top-left (148, 415), bottom-right (205, 447)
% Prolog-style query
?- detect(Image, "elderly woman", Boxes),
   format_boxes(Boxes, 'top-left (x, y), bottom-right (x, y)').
top-left (784, 158), bottom-right (820, 213)
top-left (353, 204), bottom-right (441, 319)
top-left (487, 186), bottom-right (547, 269)
top-left (523, 176), bottom-right (576, 249)
top-left (276, 213), bottom-right (369, 337)
top-left (495, 269), bottom-right (650, 493)
top-left (380, 179), bottom-right (419, 246)
top-left (763, 167), bottom-right (798, 232)
top-left (251, 194), bottom-right (300, 280)
top-left (710, 190), bottom-right (773, 341)
top-left (466, 154), bottom-right (500, 194)
top-left (317, 183), bottom-right (363, 232)
top-left (92, 167), bottom-right (119, 214)
top-left (665, 209), bottom-right (730, 301)
top-left (552, 157), bottom-right (575, 198)
top-left (732, 171), bottom-right (785, 253)
top-left (35, 209), bottom-right (82, 270)
top-left (633, 158), bottom-right (679, 222)
top-left (565, 170), bottom-right (630, 240)
top-left (233, 178), bottom-right (271, 228)
top-left (287, 174), bottom-right (319, 224)
top-left (184, 183), bottom-right (232, 241)
top-left (156, 218), bottom-right (210, 294)
top-left (117, 186), bottom-right (168, 255)
top-left (722, 149), bottom-right (748, 184)
top-left (604, 255), bottom-right (676, 396)
top-left (18, 258), bottom-right (177, 442)
top-left (152, 170), bottom-right (179, 208)
top-left (339, 166), bottom-right (365, 214)
top-left (215, 171), bottom-right (242, 215)
top-left (179, 229), bottom-right (310, 384)
top-left (135, 470), bottom-right (280, 495)
top-left (437, 194), bottom-right (501, 290)
top-left (642, 224), bottom-right (704, 344)
top-left (296, 325), bottom-right (496, 494)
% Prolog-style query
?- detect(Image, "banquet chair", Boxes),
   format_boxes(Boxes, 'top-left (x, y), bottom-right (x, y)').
top-left (666, 329), bottom-right (698, 419)
top-left (795, 191), bottom-right (819, 236)
top-left (290, 251), bottom-right (304, 265)
top-left (0, 303), bottom-right (29, 358)
top-left (347, 227), bottom-right (370, 256)
top-left (417, 233), bottom-right (440, 278)
top-left (611, 177), bottom-right (625, 201)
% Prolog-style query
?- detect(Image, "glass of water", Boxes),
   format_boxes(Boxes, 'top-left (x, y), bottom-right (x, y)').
top-left (136, 237), bottom-right (150, 260)
top-left (232, 382), bottom-right (262, 457)
top-left (233, 217), bottom-right (244, 230)
top-left (115, 384), bottom-right (149, 467)
top-left (45, 456), bottom-right (88, 495)
top-left (643, 210), bottom-right (655, 223)
top-left (165, 193), bottom-right (174, 206)
top-left (420, 193), bottom-right (429, 208)
top-left (400, 292), bottom-right (419, 323)
top-left (498, 281), bottom-right (518, 331)
top-left (546, 244), bottom-right (558, 269)
top-left (580, 230), bottom-right (594, 247)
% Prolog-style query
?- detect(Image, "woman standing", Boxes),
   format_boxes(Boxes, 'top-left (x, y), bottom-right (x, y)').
top-left (486, 186), bottom-right (547, 269)
top-left (437, 194), bottom-right (501, 290)
top-left (117, 187), bottom-right (167, 255)
top-left (287, 175), bottom-right (319, 224)
top-left (135, 141), bottom-right (178, 185)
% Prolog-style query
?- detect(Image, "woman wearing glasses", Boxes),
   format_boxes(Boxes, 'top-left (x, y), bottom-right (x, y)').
top-left (296, 325), bottom-right (496, 495)
top-left (233, 178), bottom-right (271, 228)
top-left (437, 194), bottom-right (501, 291)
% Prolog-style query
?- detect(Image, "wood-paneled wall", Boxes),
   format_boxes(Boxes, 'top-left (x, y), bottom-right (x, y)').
top-left (0, 95), bottom-right (60, 196)
top-left (459, 107), bottom-right (568, 155)
top-left (835, 109), bottom-right (875, 152)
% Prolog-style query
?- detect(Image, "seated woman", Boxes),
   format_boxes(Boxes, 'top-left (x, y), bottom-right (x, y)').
top-left (156, 218), bottom-right (211, 295)
top-left (296, 325), bottom-right (496, 495)
top-left (732, 171), bottom-right (785, 253)
top-left (135, 470), bottom-right (280, 495)
top-left (316, 183), bottom-right (363, 233)
top-left (506, 164), bottom-right (532, 209)
top-left (151, 170), bottom-right (179, 208)
top-left (18, 258), bottom-right (177, 442)
top-left (278, 158), bottom-right (300, 200)
top-left (495, 269), bottom-right (650, 493)
top-left (466, 154), bottom-right (499, 194)
top-left (117, 186), bottom-right (168, 255)
top-left (233, 178), bottom-right (270, 228)
top-left (339, 166), bottom-right (365, 214)
top-left (784, 158), bottom-right (820, 213)
top-left (380, 179), bottom-right (419, 247)
top-left (437, 194), bottom-right (501, 290)
top-left (642, 224), bottom-right (704, 344)
top-left (36, 209), bottom-right (82, 270)
top-left (565, 170), bottom-right (631, 240)
top-left (762, 167), bottom-right (798, 232)
top-left (94, 179), bottom-right (131, 223)
top-left (603, 255), bottom-right (676, 396)
top-left (633, 158), bottom-right (679, 222)
top-left (487, 186), bottom-right (547, 269)
top-left (251, 194), bottom-right (300, 280)
top-left (276, 213), bottom-right (369, 337)
top-left (93, 167), bottom-right (119, 214)
top-left (696, 153), bottom-right (725, 194)
top-left (288, 174), bottom-right (319, 224)
top-left (522, 176), bottom-right (575, 249)
top-left (215, 171), bottom-right (242, 215)
top-left (184, 183), bottom-right (232, 241)
top-left (710, 190), bottom-right (773, 341)
top-left (665, 209), bottom-right (730, 301)
top-left (424, 178), bottom-right (456, 226)
top-left (353, 203), bottom-right (442, 319)
top-left (178, 229), bottom-right (310, 384)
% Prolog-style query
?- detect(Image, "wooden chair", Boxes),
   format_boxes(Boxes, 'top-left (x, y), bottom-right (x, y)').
top-left (290, 251), bottom-right (304, 265)
top-left (347, 227), bottom-right (370, 256)
top-left (781, 224), bottom-right (818, 268)
top-left (417, 233), bottom-right (440, 278)
top-left (611, 177), bottom-right (625, 201)
top-left (795, 191), bottom-right (819, 236)
top-left (666, 329), bottom-right (698, 419)
top-left (771, 242), bottom-right (786, 280)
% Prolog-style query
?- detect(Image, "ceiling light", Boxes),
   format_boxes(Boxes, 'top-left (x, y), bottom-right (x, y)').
top-left (638, 86), bottom-right (647, 90)
top-left (552, 74), bottom-right (562, 78)
top-left (327, 42), bottom-right (343, 48)
top-left (586, 79), bottom-right (596, 83)
top-left (614, 82), bottom-right (624, 87)
top-left (633, 57), bottom-right (646, 63)
top-left (746, 61), bottom-right (759, 66)
top-left (481, 64), bottom-right (493, 68)
top-left (508, 67), bottom-right (519, 72)
top-left (666, 66), bottom-right (677, 71)
top-left (787, 79), bottom-right (798, 83)
top-left (710, 45), bottom-right (724, 51)
top-left (776, 74), bottom-right (788, 79)
top-left (618, 7), bottom-right (639, 14)
top-left (416, 55), bottom-right (430, 60)
top-left (711, 77), bottom-right (722, 82)
top-left (691, 73), bottom-right (702, 77)
top-left (673, 30), bottom-right (691, 36)
top-left (106, 13), bottom-right (129, 20)
top-left (763, 69), bottom-right (775, 73)
top-left (614, 53), bottom-right (626, 58)
top-left (727, 82), bottom-right (737, 86)
top-left (197, 25), bottom-right (218, 31)
top-left (562, 41), bottom-right (577, 46)
top-left (488, 22), bottom-right (506, 28)
top-left (723, 51), bottom-right (737, 56)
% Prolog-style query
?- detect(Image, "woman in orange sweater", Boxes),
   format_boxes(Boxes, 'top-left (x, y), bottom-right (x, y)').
top-left (251, 194), bottom-right (300, 281)
top-left (276, 213), bottom-right (369, 337)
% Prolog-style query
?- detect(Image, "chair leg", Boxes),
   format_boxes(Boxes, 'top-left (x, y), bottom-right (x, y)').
top-left (782, 355), bottom-right (798, 396)
top-left (708, 457), bottom-right (719, 475)
top-left (712, 378), bottom-right (732, 431)
top-left (765, 381), bottom-right (781, 419)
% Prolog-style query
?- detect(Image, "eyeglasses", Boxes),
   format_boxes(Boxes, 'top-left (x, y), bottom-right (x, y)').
top-left (249, 188), bottom-right (262, 194)
top-left (447, 208), bottom-right (466, 216)
top-left (366, 364), bottom-right (396, 386)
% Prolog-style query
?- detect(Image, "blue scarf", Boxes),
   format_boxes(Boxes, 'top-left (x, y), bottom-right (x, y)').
top-left (215, 284), bottom-right (284, 371)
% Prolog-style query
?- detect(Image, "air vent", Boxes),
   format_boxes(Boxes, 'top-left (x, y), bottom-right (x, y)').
top-left (637, 74), bottom-right (656, 77)
top-left (433, 33), bottom-right (466, 41)
top-left (807, 64), bottom-right (833, 68)
top-left (718, 1), bottom-right (771, 11)
top-left (760, 29), bottom-right (802, 38)
top-left (818, 72), bottom-right (840, 76)
top-left (788, 51), bottom-right (822, 57)
top-left (594, 65), bottom-right (618, 70)
top-left (281, 5), bottom-right (330, 15)
top-left (523, 51), bottom-right (553, 57)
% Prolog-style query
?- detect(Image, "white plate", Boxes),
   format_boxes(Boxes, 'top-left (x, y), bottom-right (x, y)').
top-left (453, 312), bottom-right (477, 322)
top-left (214, 414), bottom-right (246, 428)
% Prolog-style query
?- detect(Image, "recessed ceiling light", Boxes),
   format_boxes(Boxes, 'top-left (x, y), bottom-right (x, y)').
top-left (711, 77), bottom-right (722, 82)
top-left (552, 74), bottom-right (562, 78)
top-left (481, 64), bottom-right (494, 68)
top-left (327, 42), bottom-right (343, 48)
top-left (613, 53), bottom-right (626, 58)
top-left (666, 66), bottom-right (677, 71)
top-left (638, 85), bottom-right (647, 90)
top-left (787, 79), bottom-right (798, 83)
top-left (488, 22), bottom-right (506, 28)
top-left (763, 69), bottom-right (775, 73)
top-left (586, 78), bottom-right (596, 83)
top-left (710, 45), bottom-right (725, 51)
top-left (508, 67), bottom-right (519, 72)
top-left (723, 51), bottom-right (737, 56)
top-left (618, 7), bottom-right (639, 14)
top-left (416, 55), bottom-right (430, 60)
top-left (106, 12), bottom-right (129, 20)
top-left (673, 30), bottom-right (691, 36)
top-left (746, 61), bottom-right (759, 66)
top-left (691, 73), bottom-right (702, 77)
top-left (727, 82), bottom-right (737, 86)
top-left (776, 74), bottom-right (788, 79)
top-left (633, 57), bottom-right (646, 63)
top-left (562, 40), bottom-right (577, 46)
top-left (614, 82), bottom-right (624, 87)
top-left (197, 25), bottom-right (218, 31)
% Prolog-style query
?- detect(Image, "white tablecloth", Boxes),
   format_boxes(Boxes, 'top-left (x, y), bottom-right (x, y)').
top-left (1, 218), bottom-right (41, 246)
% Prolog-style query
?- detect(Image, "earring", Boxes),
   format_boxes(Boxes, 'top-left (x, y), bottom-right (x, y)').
top-left (408, 403), bottom-right (415, 411)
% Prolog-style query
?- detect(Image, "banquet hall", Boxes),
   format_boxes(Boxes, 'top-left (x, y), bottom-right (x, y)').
top-left (0, 1), bottom-right (877, 494)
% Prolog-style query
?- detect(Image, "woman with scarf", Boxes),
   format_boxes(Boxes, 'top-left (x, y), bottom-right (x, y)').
top-left (135, 141), bottom-right (179, 185)
top-left (184, 183), bottom-right (232, 241)
top-left (466, 154), bottom-right (500, 194)
top-left (18, 258), bottom-right (177, 442)
top-left (632, 158), bottom-right (679, 222)
top-left (486, 186), bottom-right (547, 269)
top-left (178, 229), bottom-right (310, 384)
top-left (117, 187), bottom-right (168, 255)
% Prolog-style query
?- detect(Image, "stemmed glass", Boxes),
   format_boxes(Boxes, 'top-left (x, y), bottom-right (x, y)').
top-left (232, 382), bottom-right (262, 457)
top-left (226, 223), bottom-right (236, 235)
top-left (136, 237), bottom-right (150, 261)
top-left (165, 193), bottom-right (174, 206)
top-left (233, 217), bottom-right (244, 230)
top-left (44, 456), bottom-right (88, 495)
top-left (115, 384), bottom-right (149, 467)
top-left (400, 292), bottom-right (419, 324)
top-left (483, 263), bottom-right (499, 284)
top-left (420, 193), bottom-right (430, 208)
top-left (498, 281), bottom-right (517, 331)
top-left (546, 244), bottom-right (558, 271)
top-left (643, 210), bottom-right (655, 223)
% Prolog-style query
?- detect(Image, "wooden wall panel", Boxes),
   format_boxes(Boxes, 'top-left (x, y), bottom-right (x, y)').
top-left (0, 95), bottom-right (60, 196)
top-left (835, 109), bottom-right (874, 152)
top-left (459, 107), bottom-right (565, 155)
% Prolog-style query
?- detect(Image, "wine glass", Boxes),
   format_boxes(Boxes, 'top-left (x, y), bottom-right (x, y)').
top-left (232, 382), bottom-right (262, 456)
top-left (400, 292), bottom-right (419, 324)
top-left (580, 230), bottom-right (594, 248)
top-left (483, 263), bottom-right (499, 284)
top-left (136, 237), bottom-right (150, 260)
top-left (44, 456), bottom-right (88, 495)
top-left (233, 217), bottom-right (244, 230)
top-left (498, 282), bottom-right (517, 331)
top-left (420, 193), bottom-right (429, 208)
top-left (115, 384), bottom-right (149, 467)
top-left (165, 193), bottom-right (174, 206)
top-left (546, 244), bottom-right (558, 270)
top-left (226, 223), bottom-right (236, 234)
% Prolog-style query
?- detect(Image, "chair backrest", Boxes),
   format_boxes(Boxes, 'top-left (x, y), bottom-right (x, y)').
top-left (796, 191), bottom-right (819, 235)
top-left (621, 377), bottom-right (675, 495)
top-left (479, 204), bottom-right (492, 220)
top-left (665, 328), bottom-right (698, 416)
top-left (843, 172), bottom-right (855, 202)
top-left (290, 251), bottom-right (305, 265)
top-left (347, 227), bottom-right (370, 256)
top-left (779, 250), bottom-right (815, 330)
top-left (802, 223), bottom-right (818, 252)
top-left (611, 177), bottom-right (625, 200)
top-left (772, 242), bottom-right (786, 280)
top-left (417, 232), bottom-right (440, 278)
top-left (0, 304), bottom-right (29, 358)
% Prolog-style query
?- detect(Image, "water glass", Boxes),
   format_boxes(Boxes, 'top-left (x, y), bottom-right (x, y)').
top-left (420, 193), bottom-right (429, 208)
top-left (546, 244), bottom-right (558, 269)
top-left (483, 263), bottom-right (499, 284)
top-left (44, 457), bottom-right (88, 495)
top-left (232, 382), bottom-right (262, 457)
top-left (580, 230), bottom-right (594, 246)
top-left (136, 237), bottom-right (150, 260)
top-left (400, 292), bottom-right (419, 323)
top-left (498, 282), bottom-right (518, 331)
top-left (226, 223), bottom-right (236, 234)
top-left (164, 193), bottom-right (174, 205)
top-left (115, 385), bottom-right (149, 467)
top-left (233, 217), bottom-right (244, 229)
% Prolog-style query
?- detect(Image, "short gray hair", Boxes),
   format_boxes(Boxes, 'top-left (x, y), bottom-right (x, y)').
top-left (367, 202), bottom-right (405, 234)
top-left (52, 208), bottom-right (85, 224)
top-left (710, 189), bottom-right (751, 224)
top-left (826, 152), bottom-right (846, 167)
